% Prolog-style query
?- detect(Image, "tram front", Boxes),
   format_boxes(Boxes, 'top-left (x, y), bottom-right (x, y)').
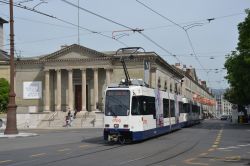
top-left (103, 88), bottom-right (131, 143)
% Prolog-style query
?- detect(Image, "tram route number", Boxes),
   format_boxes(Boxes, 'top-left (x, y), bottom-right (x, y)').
top-left (112, 118), bottom-right (121, 123)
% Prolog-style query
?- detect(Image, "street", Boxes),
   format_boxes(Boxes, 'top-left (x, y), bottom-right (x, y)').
top-left (0, 119), bottom-right (249, 166)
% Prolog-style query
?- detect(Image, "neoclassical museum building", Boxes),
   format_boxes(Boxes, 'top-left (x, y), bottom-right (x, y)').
top-left (15, 44), bottom-right (185, 114)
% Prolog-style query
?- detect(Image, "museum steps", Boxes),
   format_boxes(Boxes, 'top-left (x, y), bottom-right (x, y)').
top-left (36, 111), bottom-right (103, 129)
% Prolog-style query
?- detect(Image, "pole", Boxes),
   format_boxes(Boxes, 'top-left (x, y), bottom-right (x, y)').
top-left (4, 0), bottom-right (18, 134)
top-left (77, 0), bottom-right (80, 45)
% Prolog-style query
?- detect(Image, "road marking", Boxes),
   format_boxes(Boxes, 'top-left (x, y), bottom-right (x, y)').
top-left (57, 148), bottom-right (71, 152)
top-left (208, 148), bottom-right (214, 152)
top-left (79, 145), bottom-right (89, 148)
top-left (247, 152), bottom-right (250, 154)
top-left (0, 160), bottom-right (12, 164)
top-left (199, 153), bottom-right (208, 156)
top-left (215, 138), bottom-right (221, 142)
top-left (184, 158), bottom-right (208, 166)
top-left (224, 156), bottom-right (241, 161)
top-left (212, 145), bottom-right (218, 148)
top-left (238, 144), bottom-right (250, 147)
top-left (30, 153), bottom-right (46, 157)
top-left (214, 141), bottom-right (219, 145)
top-left (218, 146), bottom-right (239, 150)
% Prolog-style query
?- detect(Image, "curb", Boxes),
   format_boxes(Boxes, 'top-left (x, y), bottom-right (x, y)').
top-left (0, 133), bottom-right (38, 138)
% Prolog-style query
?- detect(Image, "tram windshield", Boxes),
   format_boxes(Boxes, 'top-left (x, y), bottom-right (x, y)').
top-left (105, 90), bottom-right (130, 116)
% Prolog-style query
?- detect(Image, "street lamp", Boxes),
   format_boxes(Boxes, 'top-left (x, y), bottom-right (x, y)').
top-left (4, 0), bottom-right (18, 134)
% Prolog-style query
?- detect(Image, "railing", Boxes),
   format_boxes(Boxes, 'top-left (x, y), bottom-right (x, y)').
top-left (48, 111), bottom-right (58, 127)
top-left (81, 111), bottom-right (89, 127)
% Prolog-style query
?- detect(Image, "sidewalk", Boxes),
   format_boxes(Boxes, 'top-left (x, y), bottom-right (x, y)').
top-left (0, 132), bottom-right (38, 138)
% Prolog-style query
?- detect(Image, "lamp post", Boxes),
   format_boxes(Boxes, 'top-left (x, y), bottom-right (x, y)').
top-left (4, 0), bottom-right (18, 135)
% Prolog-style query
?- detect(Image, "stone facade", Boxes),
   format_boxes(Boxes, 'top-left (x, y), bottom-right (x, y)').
top-left (15, 44), bottom-right (183, 114)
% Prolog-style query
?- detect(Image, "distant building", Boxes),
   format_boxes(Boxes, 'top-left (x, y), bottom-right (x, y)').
top-left (174, 63), bottom-right (216, 117)
top-left (0, 17), bottom-right (8, 50)
top-left (0, 17), bottom-right (9, 82)
top-left (212, 89), bottom-right (233, 117)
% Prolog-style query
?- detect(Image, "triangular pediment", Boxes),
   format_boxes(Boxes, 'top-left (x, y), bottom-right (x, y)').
top-left (40, 44), bottom-right (106, 60)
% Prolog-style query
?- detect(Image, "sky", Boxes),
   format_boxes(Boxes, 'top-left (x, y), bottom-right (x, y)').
top-left (0, 0), bottom-right (249, 89)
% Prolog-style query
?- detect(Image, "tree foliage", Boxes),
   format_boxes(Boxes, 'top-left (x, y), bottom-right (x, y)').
top-left (224, 10), bottom-right (250, 105)
top-left (0, 78), bottom-right (9, 113)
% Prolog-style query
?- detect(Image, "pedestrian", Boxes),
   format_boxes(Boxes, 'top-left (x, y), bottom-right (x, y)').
top-left (69, 112), bottom-right (73, 126)
top-left (65, 115), bottom-right (70, 127)
top-left (65, 108), bottom-right (72, 127)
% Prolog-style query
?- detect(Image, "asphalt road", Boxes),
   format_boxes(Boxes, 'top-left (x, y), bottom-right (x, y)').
top-left (0, 120), bottom-right (249, 166)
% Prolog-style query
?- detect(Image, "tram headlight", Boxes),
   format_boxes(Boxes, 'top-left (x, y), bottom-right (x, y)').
top-left (123, 124), bottom-right (129, 128)
top-left (114, 124), bottom-right (119, 128)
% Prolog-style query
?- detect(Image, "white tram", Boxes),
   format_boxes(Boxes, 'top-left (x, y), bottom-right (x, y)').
top-left (103, 82), bottom-right (202, 143)
top-left (103, 47), bottom-right (202, 143)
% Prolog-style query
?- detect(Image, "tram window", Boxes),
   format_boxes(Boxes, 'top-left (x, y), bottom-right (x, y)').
top-left (192, 104), bottom-right (198, 113)
top-left (131, 97), bottom-right (140, 115)
top-left (179, 102), bottom-right (184, 113)
top-left (197, 106), bottom-right (201, 114)
top-left (183, 103), bottom-right (190, 113)
top-left (163, 99), bottom-right (169, 118)
top-left (140, 96), bottom-right (155, 116)
top-left (170, 100), bottom-right (175, 117)
top-left (131, 96), bottom-right (156, 117)
top-left (192, 104), bottom-right (201, 114)
top-left (105, 90), bottom-right (130, 116)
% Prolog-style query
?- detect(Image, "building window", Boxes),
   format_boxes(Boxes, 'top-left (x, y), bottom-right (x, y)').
top-left (158, 77), bottom-right (161, 88)
top-left (164, 81), bottom-right (167, 91)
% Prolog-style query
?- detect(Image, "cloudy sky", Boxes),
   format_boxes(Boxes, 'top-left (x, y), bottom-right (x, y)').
top-left (1, 0), bottom-right (249, 89)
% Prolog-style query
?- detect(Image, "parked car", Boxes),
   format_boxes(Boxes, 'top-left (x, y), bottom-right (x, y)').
top-left (220, 115), bottom-right (228, 120)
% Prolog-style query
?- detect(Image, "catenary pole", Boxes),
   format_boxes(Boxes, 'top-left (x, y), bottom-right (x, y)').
top-left (4, 0), bottom-right (18, 134)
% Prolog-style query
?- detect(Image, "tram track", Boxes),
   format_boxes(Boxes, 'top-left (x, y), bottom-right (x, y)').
top-left (145, 138), bottom-right (201, 166)
top-left (33, 144), bottom-right (123, 166)
top-left (4, 142), bottom-right (123, 166)
top-left (117, 126), bottom-right (212, 166)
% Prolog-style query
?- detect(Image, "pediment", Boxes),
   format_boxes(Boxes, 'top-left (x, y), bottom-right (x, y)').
top-left (40, 44), bottom-right (106, 60)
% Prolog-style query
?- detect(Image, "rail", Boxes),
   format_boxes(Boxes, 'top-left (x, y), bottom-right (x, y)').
top-left (48, 111), bottom-right (58, 127)
top-left (81, 111), bottom-right (89, 127)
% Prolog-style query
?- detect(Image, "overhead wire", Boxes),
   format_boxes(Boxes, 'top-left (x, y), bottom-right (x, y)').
top-left (0, 0), bottom-right (128, 47)
top-left (61, 0), bottom-right (182, 63)
top-left (135, 0), bottom-right (213, 87)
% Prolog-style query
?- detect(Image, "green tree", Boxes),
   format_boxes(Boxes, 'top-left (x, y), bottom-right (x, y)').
top-left (0, 78), bottom-right (10, 113)
top-left (224, 9), bottom-right (250, 105)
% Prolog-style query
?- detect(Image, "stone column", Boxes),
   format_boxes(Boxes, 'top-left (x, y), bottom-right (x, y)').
top-left (106, 68), bottom-right (112, 86)
top-left (68, 69), bottom-right (73, 111)
top-left (81, 68), bottom-right (87, 112)
top-left (93, 68), bottom-right (99, 111)
top-left (56, 69), bottom-right (61, 111)
top-left (44, 69), bottom-right (50, 112)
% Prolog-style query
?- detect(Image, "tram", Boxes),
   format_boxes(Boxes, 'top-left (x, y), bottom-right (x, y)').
top-left (103, 82), bottom-right (201, 143)
top-left (103, 47), bottom-right (201, 143)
